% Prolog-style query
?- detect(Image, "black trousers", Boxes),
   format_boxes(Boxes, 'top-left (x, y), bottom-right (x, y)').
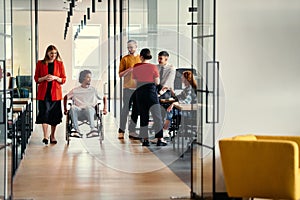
top-left (136, 83), bottom-right (163, 139)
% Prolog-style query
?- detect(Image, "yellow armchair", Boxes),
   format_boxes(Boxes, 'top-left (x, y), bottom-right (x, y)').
top-left (219, 135), bottom-right (300, 200)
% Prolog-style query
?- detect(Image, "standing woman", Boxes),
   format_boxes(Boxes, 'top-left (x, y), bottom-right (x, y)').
top-left (34, 45), bottom-right (66, 145)
top-left (132, 48), bottom-right (167, 146)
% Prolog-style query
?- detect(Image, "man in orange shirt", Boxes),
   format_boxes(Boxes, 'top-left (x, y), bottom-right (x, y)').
top-left (118, 40), bottom-right (141, 139)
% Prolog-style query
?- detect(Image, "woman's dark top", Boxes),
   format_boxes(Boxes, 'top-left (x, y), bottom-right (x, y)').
top-left (45, 62), bottom-right (54, 100)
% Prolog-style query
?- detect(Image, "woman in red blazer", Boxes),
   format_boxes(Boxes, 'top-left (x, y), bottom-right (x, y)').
top-left (34, 45), bottom-right (66, 145)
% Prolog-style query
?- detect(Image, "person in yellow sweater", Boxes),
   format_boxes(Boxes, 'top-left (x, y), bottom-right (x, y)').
top-left (118, 40), bottom-right (141, 139)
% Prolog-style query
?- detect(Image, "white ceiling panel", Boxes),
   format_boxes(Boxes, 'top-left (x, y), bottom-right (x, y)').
top-left (13, 0), bottom-right (103, 12)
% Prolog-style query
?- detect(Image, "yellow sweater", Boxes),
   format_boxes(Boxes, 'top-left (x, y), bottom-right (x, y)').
top-left (119, 54), bottom-right (141, 88)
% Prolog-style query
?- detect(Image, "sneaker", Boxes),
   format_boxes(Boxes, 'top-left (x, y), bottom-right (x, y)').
top-left (90, 127), bottom-right (98, 133)
top-left (129, 132), bottom-right (140, 140)
top-left (149, 138), bottom-right (158, 144)
top-left (70, 131), bottom-right (82, 138)
top-left (157, 139), bottom-right (167, 146)
top-left (7, 138), bottom-right (12, 145)
top-left (142, 140), bottom-right (150, 146)
top-left (150, 137), bottom-right (167, 144)
top-left (87, 131), bottom-right (99, 138)
top-left (118, 132), bottom-right (124, 139)
top-left (163, 130), bottom-right (170, 138)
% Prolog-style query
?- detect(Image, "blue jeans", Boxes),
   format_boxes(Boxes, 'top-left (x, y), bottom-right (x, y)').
top-left (166, 108), bottom-right (180, 121)
top-left (70, 105), bottom-right (95, 130)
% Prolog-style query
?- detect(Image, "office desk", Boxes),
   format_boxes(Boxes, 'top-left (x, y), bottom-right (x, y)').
top-left (12, 104), bottom-right (27, 159)
top-left (9, 113), bottom-right (19, 176)
top-left (13, 98), bottom-right (32, 132)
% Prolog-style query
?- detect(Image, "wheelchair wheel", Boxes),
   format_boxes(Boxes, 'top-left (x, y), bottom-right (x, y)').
top-left (97, 116), bottom-right (104, 143)
top-left (65, 113), bottom-right (72, 145)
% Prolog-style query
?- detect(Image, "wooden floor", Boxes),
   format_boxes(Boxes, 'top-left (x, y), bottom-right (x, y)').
top-left (12, 113), bottom-right (191, 200)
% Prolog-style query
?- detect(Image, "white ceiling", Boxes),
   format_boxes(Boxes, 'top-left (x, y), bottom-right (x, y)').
top-left (13, 0), bottom-right (98, 12)
top-left (12, 0), bottom-right (64, 11)
top-left (40, 0), bottom-right (71, 11)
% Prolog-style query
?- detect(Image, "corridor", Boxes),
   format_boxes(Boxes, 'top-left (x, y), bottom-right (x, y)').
top-left (12, 112), bottom-right (190, 200)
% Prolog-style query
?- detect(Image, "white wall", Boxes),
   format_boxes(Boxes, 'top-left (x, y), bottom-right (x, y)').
top-left (13, 11), bottom-right (32, 75)
top-left (38, 10), bottom-right (108, 95)
top-left (216, 0), bottom-right (300, 191)
top-left (38, 11), bottom-right (73, 94)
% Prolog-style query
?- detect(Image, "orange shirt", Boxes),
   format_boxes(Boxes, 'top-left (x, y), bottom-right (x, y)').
top-left (119, 54), bottom-right (141, 88)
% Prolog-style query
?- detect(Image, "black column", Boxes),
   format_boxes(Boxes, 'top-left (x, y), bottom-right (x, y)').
top-left (107, 0), bottom-right (111, 112)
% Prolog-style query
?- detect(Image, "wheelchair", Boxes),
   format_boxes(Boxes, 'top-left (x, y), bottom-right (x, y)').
top-left (65, 101), bottom-right (104, 145)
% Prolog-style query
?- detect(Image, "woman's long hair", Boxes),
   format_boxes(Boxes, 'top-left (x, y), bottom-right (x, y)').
top-left (42, 45), bottom-right (62, 63)
top-left (182, 70), bottom-right (197, 90)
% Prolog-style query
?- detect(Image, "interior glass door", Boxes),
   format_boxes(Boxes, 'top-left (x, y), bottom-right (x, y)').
top-left (190, 0), bottom-right (222, 198)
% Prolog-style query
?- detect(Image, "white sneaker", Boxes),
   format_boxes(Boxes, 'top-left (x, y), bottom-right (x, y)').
top-left (163, 130), bottom-right (170, 138)
top-left (150, 138), bottom-right (158, 144)
top-left (160, 138), bottom-right (167, 143)
top-left (151, 138), bottom-right (167, 144)
top-left (150, 137), bottom-right (168, 143)
top-left (90, 127), bottom-right (98, 133)
top-left (71, 131), bottom-right (82, 138)
top-left (87, 131), bottom-right (99, 138)
top-left (7, 138), bottom-right (12, 145)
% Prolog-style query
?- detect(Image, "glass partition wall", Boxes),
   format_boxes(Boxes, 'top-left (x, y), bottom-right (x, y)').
top-left (0, 0), bottom-right (12, 199)
top-left (0, 0), bottom-right (33, 199)
top-left (190, 0), bottom-right (220, 198)
top-left (12, 0), bottom-right (33, 99)
top-left (122, 0), bottom-right (218, 198)
top-left (107, 0), bottom-right (122, 117)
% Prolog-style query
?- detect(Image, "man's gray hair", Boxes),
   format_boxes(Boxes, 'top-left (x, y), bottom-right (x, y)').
top-left (127, 39), bottom-right (137, 45)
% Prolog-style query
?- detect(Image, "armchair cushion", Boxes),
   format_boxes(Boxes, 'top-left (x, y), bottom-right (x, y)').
top-left (232, 134), bottom-right (257, 141)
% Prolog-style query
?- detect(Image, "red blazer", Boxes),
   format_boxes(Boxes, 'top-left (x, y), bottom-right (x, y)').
top-left (34, 60), bottom-right (66, 101)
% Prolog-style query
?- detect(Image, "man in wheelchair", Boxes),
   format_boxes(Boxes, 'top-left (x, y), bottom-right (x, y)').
top-left (63, 70), bottom-right (107, 138)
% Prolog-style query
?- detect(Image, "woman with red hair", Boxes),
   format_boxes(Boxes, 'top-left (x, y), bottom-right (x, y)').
top-left (164, 70), bottom-right (197, 130)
